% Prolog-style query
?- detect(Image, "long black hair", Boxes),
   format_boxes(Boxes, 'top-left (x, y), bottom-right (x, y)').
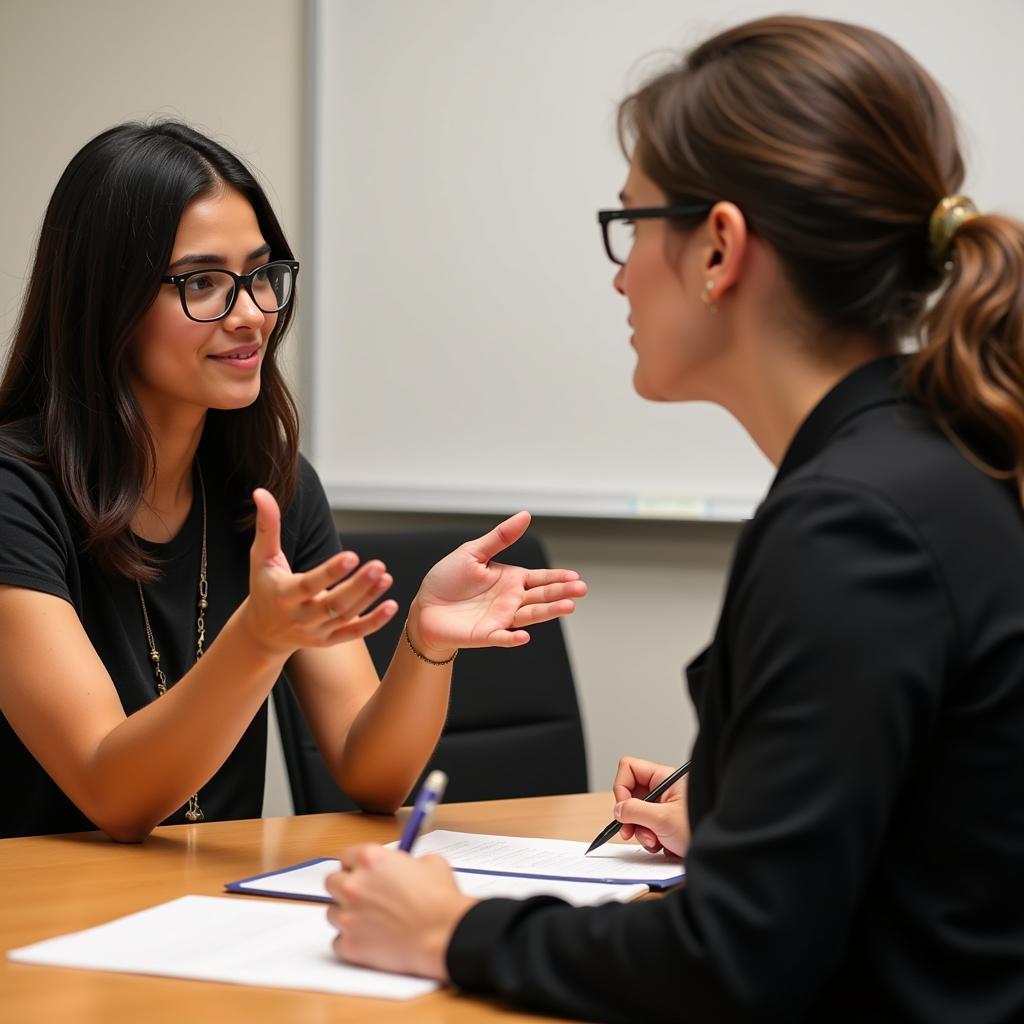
top-left (0, 121), bottom-right (301, 580)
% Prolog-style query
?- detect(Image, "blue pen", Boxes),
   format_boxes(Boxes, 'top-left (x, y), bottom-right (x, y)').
top-left (398, 769), bottom-right (449, 853)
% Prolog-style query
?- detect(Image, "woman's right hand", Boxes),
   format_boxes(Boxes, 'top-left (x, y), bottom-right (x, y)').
top-left (612, 756), bottom-right (691, 858)
top-left (241, 488), bottom-right (399, 658)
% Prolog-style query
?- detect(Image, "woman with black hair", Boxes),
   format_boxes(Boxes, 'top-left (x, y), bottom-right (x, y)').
top-left (0, 121), bottom-right (586, 842)
top-left (325, 16), bottom-right (1024, 1022)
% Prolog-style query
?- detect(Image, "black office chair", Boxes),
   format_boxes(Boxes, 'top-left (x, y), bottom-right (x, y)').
top-left (272, 527), bottom-right (588, 813)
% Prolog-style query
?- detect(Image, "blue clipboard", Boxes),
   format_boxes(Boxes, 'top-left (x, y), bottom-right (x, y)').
top-left (226, 857), bottom-right (337, 903)
top-left (226, 856), bottom-right (685, 902)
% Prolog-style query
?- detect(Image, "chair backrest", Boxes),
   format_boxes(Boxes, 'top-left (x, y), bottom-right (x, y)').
top-left (272, 527), bottom-right (588, 813)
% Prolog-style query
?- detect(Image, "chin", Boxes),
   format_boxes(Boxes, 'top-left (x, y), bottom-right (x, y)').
top-left (632, 370), bottom-right (670, 403)
top-left (211, 388), bottom-right (262, 411)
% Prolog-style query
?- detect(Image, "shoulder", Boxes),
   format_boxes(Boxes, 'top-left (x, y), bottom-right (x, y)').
top-left (297, 452), bottom-right (324, 491)
top-left (738, 473), bottom-right (944, 621)
top-left (735, 400), bottom-right (960, 637)
top-left (770, 398), bottom-right (1024, 595)
top-left (0, 419), bottom-right (45, 475)
top-left (288, 453), bottom-right (330, 518)
top-left (0, 427), bottom-right (76, 598)
top-left (787, 398), bottom-right (1020, 540)
top-left (280, 454), bottom-right (340, 569)
top-left (738, 401), bottom-right (1024, 665)
top-left (0, 425), bottom-right (64, 519)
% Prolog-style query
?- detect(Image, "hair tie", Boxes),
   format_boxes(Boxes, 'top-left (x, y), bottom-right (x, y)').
top-left (929, 194), bottom-right (979, 266)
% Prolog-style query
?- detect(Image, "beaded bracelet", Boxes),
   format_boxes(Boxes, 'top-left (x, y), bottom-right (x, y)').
top-left (404, 620), bottom-right (458, 666)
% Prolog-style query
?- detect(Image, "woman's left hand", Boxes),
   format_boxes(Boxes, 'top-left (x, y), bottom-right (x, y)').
top-left (409, 511), bottom-right (587, 657)
top-left (325, 845), bottom-right (476, 978)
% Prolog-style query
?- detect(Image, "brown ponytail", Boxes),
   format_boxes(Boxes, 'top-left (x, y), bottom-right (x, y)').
top-left (909, 215), bottom-right (1024, 499)
top-left (618, 16), bottom-right (1024, 503)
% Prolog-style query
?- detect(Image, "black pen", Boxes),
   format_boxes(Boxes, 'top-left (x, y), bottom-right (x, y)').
top-left (584, 760), bottom-right (691, 855)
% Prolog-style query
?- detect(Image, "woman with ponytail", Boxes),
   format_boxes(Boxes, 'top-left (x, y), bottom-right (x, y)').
top-left (325, 15), bottom-right (1024, 1023)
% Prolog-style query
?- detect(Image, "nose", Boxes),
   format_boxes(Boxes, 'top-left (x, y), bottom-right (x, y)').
top-left (224, 286), bottom-right (266, 330)
top-left (613, 263), bottom-right (626, 295)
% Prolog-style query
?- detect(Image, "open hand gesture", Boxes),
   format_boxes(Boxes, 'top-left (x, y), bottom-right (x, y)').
top-left (411, 511), bottom-right (587, 656)
top-left (241, 488), bottom-right (398, 658)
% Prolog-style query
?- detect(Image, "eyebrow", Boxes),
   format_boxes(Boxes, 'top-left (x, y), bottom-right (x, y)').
top-left (167, 243), bottom-right (271, 271)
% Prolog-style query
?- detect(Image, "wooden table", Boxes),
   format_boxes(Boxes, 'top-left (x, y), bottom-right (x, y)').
top-left (2, 791), bottom-right (616, 1022)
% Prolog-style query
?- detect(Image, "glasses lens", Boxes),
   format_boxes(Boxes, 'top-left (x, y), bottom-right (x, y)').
top-left (183, 271), bottom-right (236, 321)
top-left (607, 219), bottom-right (634, 265)
top-left (251, 263), bottom-right (294, 313)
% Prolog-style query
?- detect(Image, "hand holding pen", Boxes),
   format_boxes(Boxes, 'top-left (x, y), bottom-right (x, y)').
top-left (586, 757), bottom-right (691, 857)
top-left (326, 768), bottom-right (475, 978)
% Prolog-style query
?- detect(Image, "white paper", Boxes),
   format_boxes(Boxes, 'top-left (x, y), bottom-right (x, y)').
top-left (7, 895), bottom-right (437, 1000)
top-left (235, 857), bottom-right (649, 905)
top-left (455, 871), bottom-right (649, 903)
top-left (234, 859), bottom-right (340, 899)
top-left (398, 830), bottom-right (685, 884)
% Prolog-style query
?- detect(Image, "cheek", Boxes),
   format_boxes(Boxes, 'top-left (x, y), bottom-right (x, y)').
top-left (134, 296), bottom-right (179, 360)
top-left (624, 244), bottom-right (683, 316)
top-left (131, 304), bottom-right (211, 377)
top-left (626, 271), bottom-right (689, 347)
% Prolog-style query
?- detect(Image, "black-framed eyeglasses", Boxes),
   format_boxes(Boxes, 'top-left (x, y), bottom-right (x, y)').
top-left (597, 205), bottom-right (713, 265)
top-left (161, 260), bottom-right (300, 323)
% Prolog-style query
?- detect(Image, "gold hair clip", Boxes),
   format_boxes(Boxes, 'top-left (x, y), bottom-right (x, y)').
top-left (929, 194), bottom-right (979, 266)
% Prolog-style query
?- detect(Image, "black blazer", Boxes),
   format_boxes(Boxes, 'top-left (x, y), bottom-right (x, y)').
top-left (447, 358), bottom-right (1024, 1023)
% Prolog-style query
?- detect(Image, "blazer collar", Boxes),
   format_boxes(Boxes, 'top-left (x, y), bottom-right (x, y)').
top-left (772, 355), bottom-right (905, 490)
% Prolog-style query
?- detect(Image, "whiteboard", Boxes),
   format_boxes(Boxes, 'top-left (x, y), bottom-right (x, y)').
top-left (307, 0), bottom-right (1023, 520)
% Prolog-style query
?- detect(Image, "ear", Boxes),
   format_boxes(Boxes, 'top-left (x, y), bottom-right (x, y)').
top-left (701, 202), bottom-right (748, 305)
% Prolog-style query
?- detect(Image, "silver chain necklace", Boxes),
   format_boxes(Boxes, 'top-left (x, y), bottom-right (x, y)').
top-left (136, 464), bottom-right (209, 824)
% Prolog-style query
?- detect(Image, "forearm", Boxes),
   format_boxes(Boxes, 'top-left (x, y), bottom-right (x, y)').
top-left (448, 896), bottom-right (695, 1024)
top-left (86, 603), bottom-right (287, 841)
top-left (449, 888), bottom-right (785, 1024)
top-left (336, 614), bottom-right (454, 814)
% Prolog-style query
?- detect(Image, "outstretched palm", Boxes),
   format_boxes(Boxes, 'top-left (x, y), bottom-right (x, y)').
top-left (413, 512), bottom-right (587, 651)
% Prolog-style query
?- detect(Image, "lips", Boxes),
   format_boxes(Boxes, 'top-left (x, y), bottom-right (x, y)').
top-left (210, 346), bottom-right (259, 360)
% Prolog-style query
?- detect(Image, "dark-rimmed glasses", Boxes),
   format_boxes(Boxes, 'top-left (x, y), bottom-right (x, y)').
top-left (597, 205), bottom-right (713, 265)
top-left (161, 260), bottom-right (300, 323)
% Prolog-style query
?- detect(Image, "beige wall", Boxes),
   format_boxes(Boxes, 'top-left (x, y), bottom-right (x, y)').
top-left (0, 0), bottom-right (739, 813)
top-left (0, 0), bottom-right (306, 391)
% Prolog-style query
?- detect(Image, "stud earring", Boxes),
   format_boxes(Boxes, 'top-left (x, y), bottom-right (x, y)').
top-left (701, 280), bottom-right (719, 313)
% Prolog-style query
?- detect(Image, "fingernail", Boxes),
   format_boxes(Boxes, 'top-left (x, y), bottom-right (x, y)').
top-left (613, 802), bottom-right (624, 820)
top-left (367, 569), bottom-right (380, 582)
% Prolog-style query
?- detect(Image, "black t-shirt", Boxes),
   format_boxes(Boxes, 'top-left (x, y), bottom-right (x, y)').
top-left (0, 433), bottom-right (340, 838)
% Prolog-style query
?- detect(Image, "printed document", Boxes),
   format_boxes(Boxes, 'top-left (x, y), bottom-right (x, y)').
top-left (403, 830), bottom-right (686, 887)
top-left (8, 895), bottom-right (437, 1000)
